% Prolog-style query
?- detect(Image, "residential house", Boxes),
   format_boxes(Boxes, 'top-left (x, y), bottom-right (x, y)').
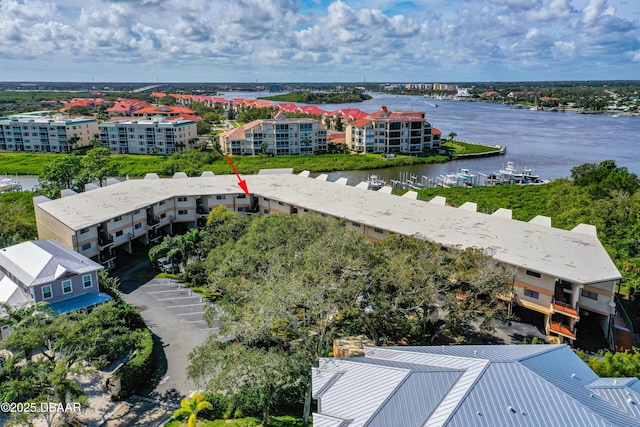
top-left (313, 344), bottom-right (640, 426)
top-left (0, 239), bottom-right (111, 335)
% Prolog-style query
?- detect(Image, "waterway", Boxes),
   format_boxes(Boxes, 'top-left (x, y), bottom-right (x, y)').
top-left (224, 91), bottom-right (639, 185)
top-left (5, 93), bottom-right (638, 189)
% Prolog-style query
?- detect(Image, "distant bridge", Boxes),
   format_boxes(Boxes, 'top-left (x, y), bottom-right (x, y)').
top-left (130, 84), bottom-right (163, 94)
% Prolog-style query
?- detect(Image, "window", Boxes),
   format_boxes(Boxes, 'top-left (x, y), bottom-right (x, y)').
top-left (178, 210), bottom-right (188, 215)
top-left (42, 284), bottom-right (53, 300)
top-left (81, 242), bottom-right (91, 250)
top-left (134, 223), bottom-right (142, 229)
top-left (114, 215), bottom-right (122, 222)
top-left (581, 289), bottom-right (598, 300)
top-left (373, 228), bottom-right (384, 233)
top-left (278, 201), bottom-right (284, 206)
top-left (133, 209), bottom-right (140, 214)
top-left (177, 197), bottom-right (187, 202)
top-left (160, 213), bottom-right (166, 219)
top-left (237, 194), bottom-right (246, 199)
top-left (83, 274), bottom-right (92, 289)
top-left (62, 280), bottom-right (72, 295)
top-left (159, 201), bottom-right (165, 205)
top-left (524, 289), bottom-right (539, 299)
top-left (526, 270), bottom-right (541, 278)
top-left (80, 228), bottom-right (89, 234)
top-left (115, 230), bottom-right (123, 237)
top-left (352, 222), bottom-right (361, 228)
top-left (216, 195), bottom-right (226, 200)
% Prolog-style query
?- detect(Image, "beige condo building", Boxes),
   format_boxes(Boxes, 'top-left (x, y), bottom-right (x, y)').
top-left (33, 172), bottom-right (621, 345)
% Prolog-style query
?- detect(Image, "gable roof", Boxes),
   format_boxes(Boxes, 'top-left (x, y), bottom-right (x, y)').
top-left (0, 240), bottom-right (103, 287)
top-left (314, 345), bottom-right (640, 427)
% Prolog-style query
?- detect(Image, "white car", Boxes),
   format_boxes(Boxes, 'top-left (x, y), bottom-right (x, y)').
top-left (155, 257), bottom-right (177, 273)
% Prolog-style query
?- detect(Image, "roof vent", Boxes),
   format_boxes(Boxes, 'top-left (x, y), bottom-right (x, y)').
top-left (613, 379), bottom-right (618, 385)
top-left (508, 406), bottom-right (515, 413)
top-left (628, 397), bottom-right (634, 405)
top-left (474, 350), bottom-right (478, 355)
top-left (477, 411), bottom-right (482, 416)
top-left (571, 373), bottom-right (577, 379)
top-left (590, 393), bottom-right (594, 398)
top-left (521, 411), bottom-right (526, 416)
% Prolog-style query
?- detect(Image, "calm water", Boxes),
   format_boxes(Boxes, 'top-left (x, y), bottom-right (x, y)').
top-left (225, 91), bottom-right (639, 184)
top-left (8, 93), bottom-right (637, 189)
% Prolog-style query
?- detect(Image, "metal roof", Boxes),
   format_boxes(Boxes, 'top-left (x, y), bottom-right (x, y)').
top-left (314, 345), bottom-right (640, 427)
top-left (34, 174), bottom-right (621, 284)
top-left (0, 240), bottom-right (103, 287)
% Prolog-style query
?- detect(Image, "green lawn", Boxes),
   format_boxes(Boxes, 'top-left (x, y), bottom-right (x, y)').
top-left (0, 151), bottom-right (450, 176)
top-left (441, 140), bottom-right (502, 155)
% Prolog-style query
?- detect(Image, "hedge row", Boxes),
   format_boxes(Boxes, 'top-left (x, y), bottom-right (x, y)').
top-left (116, 328), bottom-right (155, 399)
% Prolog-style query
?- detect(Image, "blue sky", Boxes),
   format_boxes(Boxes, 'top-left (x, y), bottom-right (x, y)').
top-left (0, 0), bottom-right (639, 82)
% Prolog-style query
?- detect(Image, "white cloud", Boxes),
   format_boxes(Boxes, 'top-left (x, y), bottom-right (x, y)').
top-left (525, 0), bottom-right (572, 22)
top-left (551, 40), bottom-right (576, 59)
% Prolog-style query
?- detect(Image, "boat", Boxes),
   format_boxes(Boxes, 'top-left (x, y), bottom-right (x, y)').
top-left (496, 163), bottom-right (542, 184)
top-left (437, 174), bottom-right (460, 188)
top-left (366, 174), bottom-right (386, 191)
top-left (456, 168), bottom-right (475, 180)
top-left (0, 177), bottom-right (22, 194)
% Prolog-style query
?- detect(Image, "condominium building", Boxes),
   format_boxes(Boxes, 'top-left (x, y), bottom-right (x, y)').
top-left (220, 113), bottom-right (327, 155)
top-left (98, 118), bottom-right (198, 155)
top-left (33, 172), bottom-right (621, 345)
top-left (346, 106), bottom-right (440, 154)
top-left (0, 114), bottom-right (98, 152)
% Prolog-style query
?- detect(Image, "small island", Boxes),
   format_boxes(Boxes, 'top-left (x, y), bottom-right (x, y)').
top-left (259, 91), bottom-right (373, 104)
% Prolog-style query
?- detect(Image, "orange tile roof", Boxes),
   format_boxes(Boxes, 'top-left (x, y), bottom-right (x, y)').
top-left (151, 92), bottom-right (167, 97)
top-left (299, 106), bottom-right (328, 115)
top-left (432, 127), bottom-right (442, 135)
top-left (350, 118), bottom-right (372, 128)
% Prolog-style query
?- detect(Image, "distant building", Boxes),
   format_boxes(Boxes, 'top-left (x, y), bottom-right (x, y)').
top-left (98, 118), bottom-right (198, 155)
top-left (0, 114), bottom-right (98, 153)
top-left (345, 106), bottom-right (440, 154)
top-left (220, 112), bottom-right (327, 155)
top-left (313, 344), bottom-right (640, 426)
top-left (0, 239), bottom-right (110, 332)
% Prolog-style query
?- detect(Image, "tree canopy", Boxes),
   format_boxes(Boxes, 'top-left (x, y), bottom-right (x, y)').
top-left (184, 209), bottom-right (513, 422)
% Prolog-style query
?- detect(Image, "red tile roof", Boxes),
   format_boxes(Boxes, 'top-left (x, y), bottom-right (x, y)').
top-left (350, 118), bottom-right (372, 128)
top-left (432, 127), bottom-right (442, 135)
top-left (299, 106), bottom-right (328, 115)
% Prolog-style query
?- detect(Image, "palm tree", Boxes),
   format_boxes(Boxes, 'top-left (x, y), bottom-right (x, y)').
top-left (448, 132), bottom-right (457, 142)
top-left (173, 392), bottom-right (213, 427)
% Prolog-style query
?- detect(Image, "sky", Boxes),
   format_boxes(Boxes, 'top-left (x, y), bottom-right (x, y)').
top-left (0, 0), bottom-right (639, 83)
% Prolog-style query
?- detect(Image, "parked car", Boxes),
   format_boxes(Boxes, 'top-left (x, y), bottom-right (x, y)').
top-left (155, 257), bottom-right (178, 273)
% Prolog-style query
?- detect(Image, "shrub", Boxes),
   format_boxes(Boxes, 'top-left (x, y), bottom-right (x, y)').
top-left (115, 328), bottom-right (155, 399)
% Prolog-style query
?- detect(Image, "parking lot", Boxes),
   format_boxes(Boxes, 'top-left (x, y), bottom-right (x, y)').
top-left (118, 262), bottom-right (219, 401)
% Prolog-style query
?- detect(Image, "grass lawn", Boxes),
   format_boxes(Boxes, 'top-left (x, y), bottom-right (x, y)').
top-left (0, 151), bottom-right (449, 176)
top-left (441, 140), bottom-right (501, 155)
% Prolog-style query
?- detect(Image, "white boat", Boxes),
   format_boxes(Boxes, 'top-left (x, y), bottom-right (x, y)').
top-left (438, 174), bottom-right (459, 188)
top-left (367, 174), bottom-right (386, 191)
top-left (456, 168), bottom-right (475, 180)
top-left (0, 177), bottom-right (22, 193)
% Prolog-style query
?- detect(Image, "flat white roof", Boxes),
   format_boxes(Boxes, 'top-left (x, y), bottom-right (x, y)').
top-left (35, 174), bottom-right (621, 284)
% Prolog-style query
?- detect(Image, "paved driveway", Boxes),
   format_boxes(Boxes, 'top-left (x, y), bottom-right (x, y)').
top-left (121, 276), bottom-right (217, 402)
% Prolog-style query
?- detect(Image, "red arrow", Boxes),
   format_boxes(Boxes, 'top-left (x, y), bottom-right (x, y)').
top-left (225, 155), bottom-right (250, 195)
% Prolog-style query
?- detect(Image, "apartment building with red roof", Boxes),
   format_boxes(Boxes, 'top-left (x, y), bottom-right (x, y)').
top-left (105, 98), bottom-right (151, 116)
top-left (346, 106), bottom-right (439, 154)
top-left (220, 112), bottom-right (327, 156)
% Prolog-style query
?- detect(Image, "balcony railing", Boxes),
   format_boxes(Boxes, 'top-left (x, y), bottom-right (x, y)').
top-left (98, 234), bottom-right (114, 247)
top-left (147, 215), bottom-right (160, 226)
top-left (550, 321), bottom-right (576, 340)
top-left (551, 297), bottom-right (580, 319)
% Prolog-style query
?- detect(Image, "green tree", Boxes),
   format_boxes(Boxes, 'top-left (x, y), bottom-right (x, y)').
top-left (448, 132), bottom-right (457, 141)
top-left (188, 342), bottom-right (306, 426)
top-left (39, 154), bottom-right (87, 195)
top-left (173, 392), bottom-right (213, 427)
top-left (584, 348), bottom-right (640, 378)
top-left (82, 147), bottom-right (120, 187)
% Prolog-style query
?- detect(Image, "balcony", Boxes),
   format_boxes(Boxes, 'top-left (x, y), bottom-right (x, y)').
top-left (147, 215), bottom-right (160, 226)
top-left (98, 234), bottom-right (114, 248)
top-left (550, 321), bottom-right (576, 340)
top-left (196, 206), bottom-right (209, 215)
top-left (99, 250), bottom-right (116, 264)
top-left (551, 298), bottom-right (580, 319)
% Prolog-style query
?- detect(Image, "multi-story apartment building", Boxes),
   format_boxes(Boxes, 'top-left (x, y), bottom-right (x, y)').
top-left (220, 113), bottom-right (327, 155)
top-left (33, 172), bottom-right (621, 345)
top-left (0, 114), bottom-right (98, 152)
top-left (98, 118), bottom-right (198, 155)
top-left (345, 106), bottom-right (440, 154)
